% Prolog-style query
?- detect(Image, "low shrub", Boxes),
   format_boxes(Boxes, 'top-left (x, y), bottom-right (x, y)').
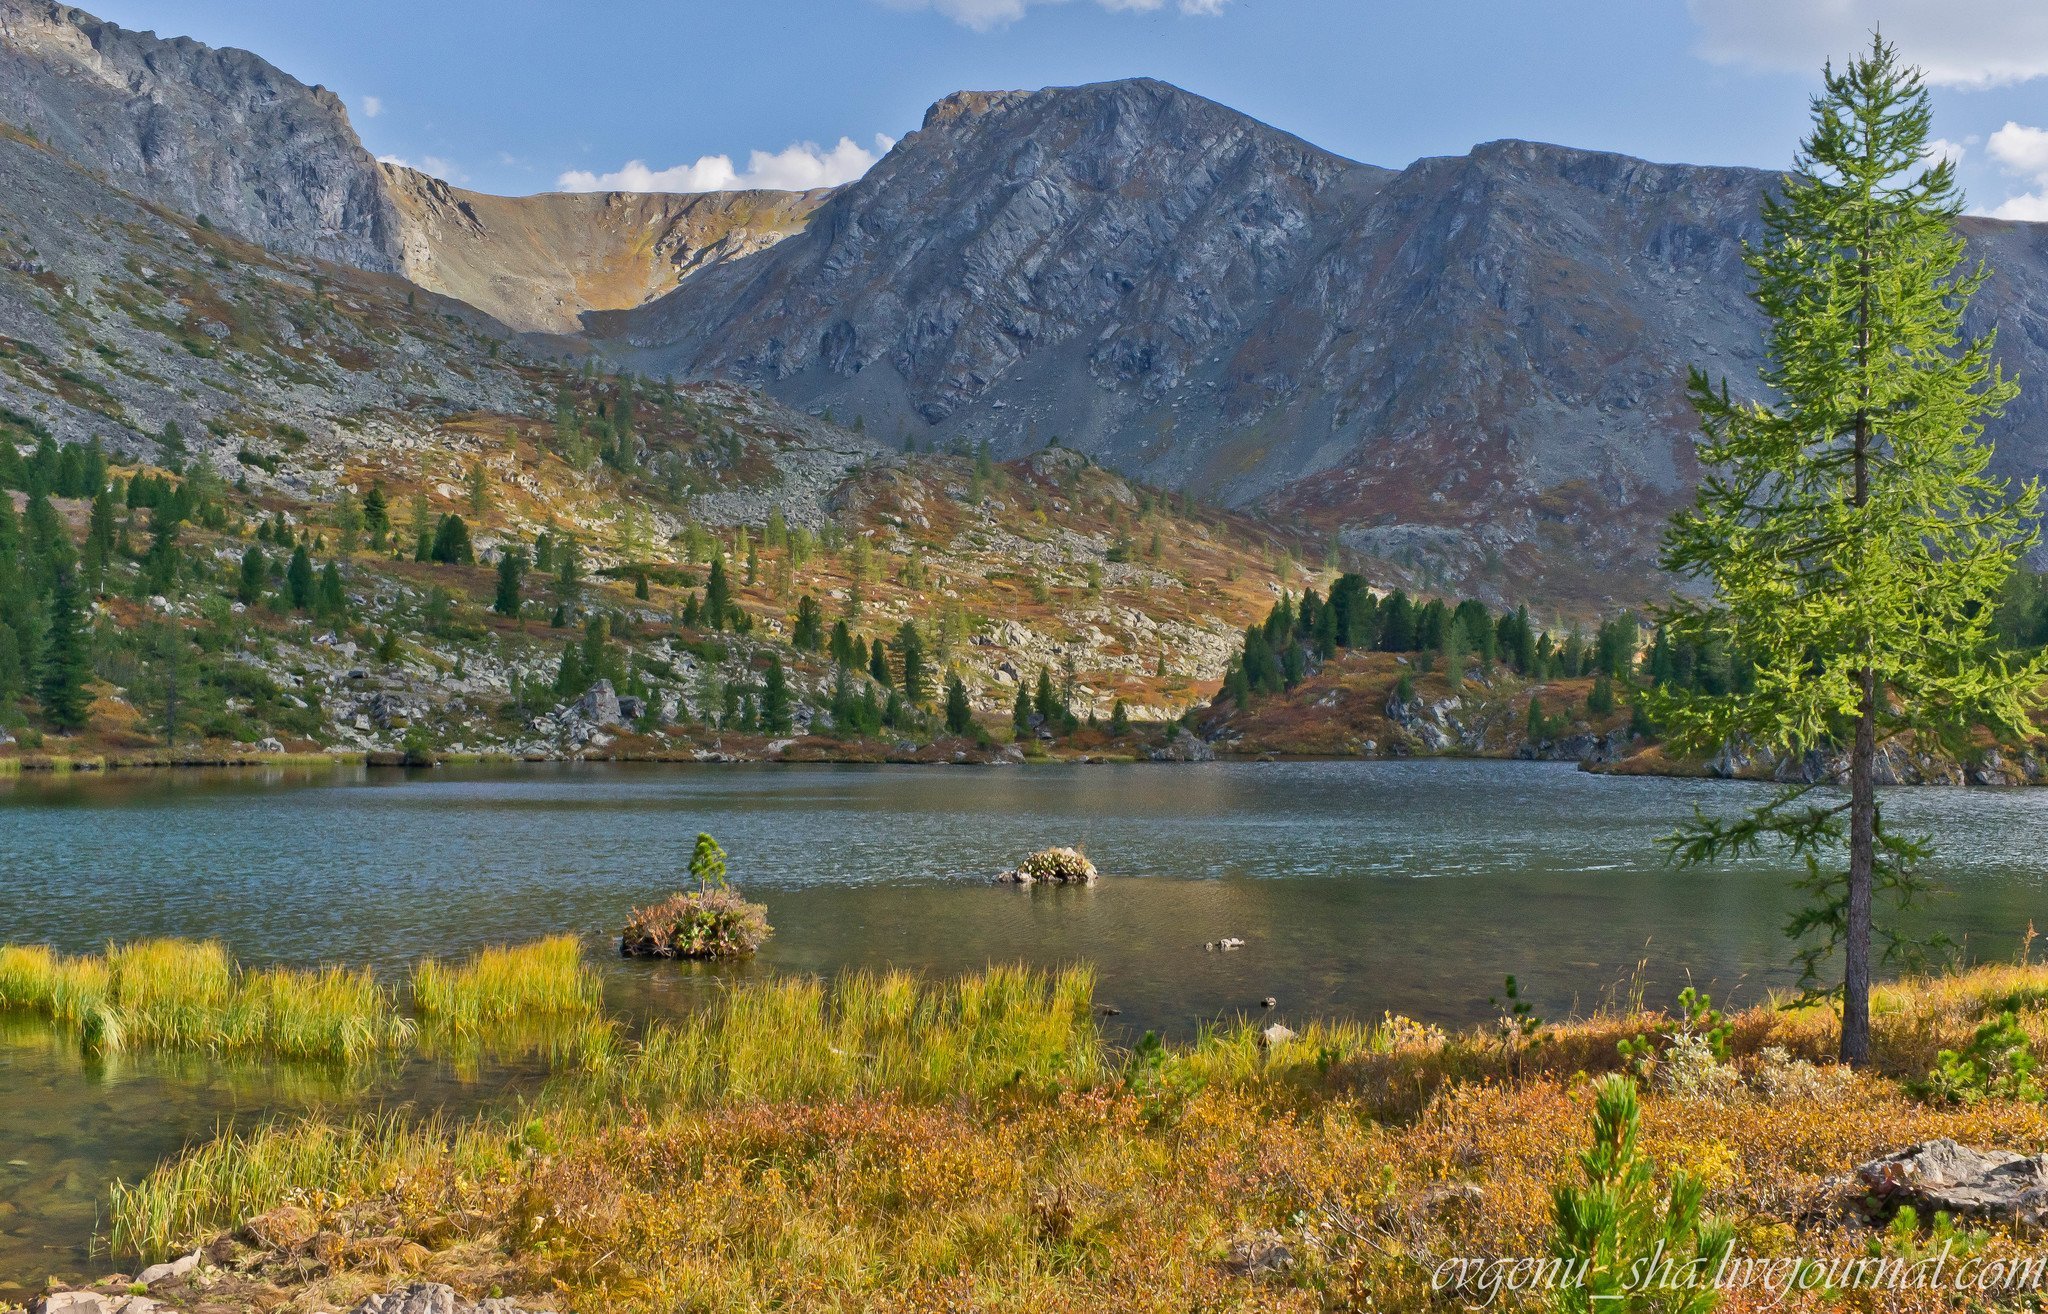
top-left (999, 846), bottom-right (1098, 885)
top-left (621, 831), bottom-right (771, 959)
top-left (620, 888), bottom-right (771, 959)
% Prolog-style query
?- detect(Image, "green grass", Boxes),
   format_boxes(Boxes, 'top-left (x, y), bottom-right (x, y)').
top-left (607, 964), bottom-right (1103, 1106)
top-left (0, 939), bottom-right (413, 1061)
top-left (107, 1111), bottom-right (520, 1264)
top-left (106, 964), bottom-right (1107, 1263)
top-left (411, 935), bottom-right (601, 1029)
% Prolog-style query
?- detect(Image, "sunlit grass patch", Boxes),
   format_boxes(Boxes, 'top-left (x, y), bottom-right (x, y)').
top-left (98, 957), bottom-right (2048, 1305)
top-left (411, 934), bottom-right (599, 1029)
top-left (609, 964), bottom-right (1103, 1107)
top-left (0, 939), bottom-right (411, 1061)
top-left (107, 1111), bottom-right (518, 1265)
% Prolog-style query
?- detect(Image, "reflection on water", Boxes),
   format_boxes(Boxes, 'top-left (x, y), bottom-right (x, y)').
top-left (0, 1015), bottom-right (550, 1294)
top-left (3, 758), bottom-right (2048, 1283)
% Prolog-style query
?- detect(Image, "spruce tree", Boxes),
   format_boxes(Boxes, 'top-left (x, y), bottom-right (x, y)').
top-left (1013, 684), bottom-right (1033, 736)
top-left (362, 483), bottom-right (390, 550)
top-left (286, 544), bottom-right (314, 610)
top-left (82, 490), bottom-right (116, 596)
top-left (1657, 38), bottom-right (2042, 1066)
top-left (896, 620), bottom-right (927, 705)
top-left (38, 568), bottom-right (89, 730)
top-left (316, 561), bottom-right (346, 617)
top-left (430, 514), bottom-right (474, 565)
top-left (1034, 667), bottom-right (1061, 726)
top-left (792, 594), bottom-right (824, 651)
top-left (236, 544), bottom-right (265, 607)
top-left (944, 673), bottom-right (972, 735)
top-left (704, 555), bottom-right (731, 630)
top-left (761, 655), bottom-right (793, 734)
top-left (494, 547), bottom-right (526, 617)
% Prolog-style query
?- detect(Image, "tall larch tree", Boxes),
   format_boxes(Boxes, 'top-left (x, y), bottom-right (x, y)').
top-left (1656, 37), bottom-right (2043, 1066)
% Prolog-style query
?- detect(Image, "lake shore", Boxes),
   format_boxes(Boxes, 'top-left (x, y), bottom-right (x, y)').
top-left (11, 956), bottom-right (2048, 1314)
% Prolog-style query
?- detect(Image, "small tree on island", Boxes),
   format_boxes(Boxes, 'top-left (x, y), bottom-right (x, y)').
top-left (621, 832), bottom-right (769, 959)
top-left (1654, 37), bottom-right (2044, 1066)
top-left (688, 832), bottom-right (727, 887)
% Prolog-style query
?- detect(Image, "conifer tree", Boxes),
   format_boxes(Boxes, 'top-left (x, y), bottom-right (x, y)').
top-left (761, 654), bottom-right (793, 734)
top-left (430, 514), bottom-right (474, 565)
top-left (896, 620), bottom-right (928, 704)
top-left (1034, 667), bottom-right (1063, 727)
top-left (316, 560), bottom-right (346, 617)
top-left (362, 483), bottom-right (390, 551)
top-left (1013, 684), bottom-right (1033, 736)
top-left (792, 594), bottom-right (824, 651)
top-left (238, 545), bottom-right (265, 606)
top-left (39, 567), bottom-right (89, 730)
top-left (83, 489), bottom-right (116, 596)
top-left (1657, 38), bottom-right (2042, 1066)
top-left (494, 547), bottom-right (526, 617)
top-left (944, 672), bottom-right (973, 735)
top-left (286, 544), bottom-right (313, 610)
top-left (704, 555), bottom-right (731, 630)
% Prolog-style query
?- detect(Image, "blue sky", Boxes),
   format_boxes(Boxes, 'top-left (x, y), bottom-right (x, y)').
top-left (80, 0), bottom-right (2048, 216)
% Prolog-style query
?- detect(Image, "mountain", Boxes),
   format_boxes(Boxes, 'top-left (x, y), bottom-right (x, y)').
top-left (379, 165), bottom-right (831, 334)
top-left (8, 4), bottom-right (2048, 608)
top-left (0, 0), bottom-right (402, 273)
top-left (597, 79), bottom-right (2048, 605)
top-left (0, 0), bottom-right (818, 337)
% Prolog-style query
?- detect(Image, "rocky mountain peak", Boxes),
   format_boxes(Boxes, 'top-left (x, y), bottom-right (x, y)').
top-left (0, 0), bottom-right (403, 272)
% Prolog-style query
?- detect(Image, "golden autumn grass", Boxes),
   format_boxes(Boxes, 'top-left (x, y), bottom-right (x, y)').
top-left (93, 955), bottom-right (2048, 1313)
top-left (0, 936), bottom-right (599, 1063)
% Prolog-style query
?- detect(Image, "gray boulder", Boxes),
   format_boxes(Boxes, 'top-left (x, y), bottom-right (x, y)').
top-left (347, 1283), bottom-right (542, 1314)
top-left (135, 1250), bottom-right (200, 1287)
top-left (571, 680), bottom-right (623, 727)
top-left (1854, 1139), bottom-right (2048, 1229)
top-left (1149, 727), bottom-right (1216, 762)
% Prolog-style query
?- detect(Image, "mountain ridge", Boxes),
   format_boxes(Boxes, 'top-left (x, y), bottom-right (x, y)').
top-left (7, 2), bottom-right (2048, 606)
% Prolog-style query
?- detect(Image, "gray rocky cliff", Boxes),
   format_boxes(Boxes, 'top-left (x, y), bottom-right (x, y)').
top-left (0, 0), bottom-right (402, 272)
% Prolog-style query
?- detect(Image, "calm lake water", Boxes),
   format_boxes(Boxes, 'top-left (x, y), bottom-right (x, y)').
top-left (3, 759), bottom-right (2047, 1285)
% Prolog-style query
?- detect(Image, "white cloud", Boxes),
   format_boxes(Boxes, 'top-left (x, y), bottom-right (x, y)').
top-left (377, 153), bottom-right (467, 185)
top-left (1989, 121), bottom-right (2048, 178)
top-left (1991, 193), bottom-right (2048, 221)
top-left (556, 134), bottom-right (895, 194)
top-left (877, 0), bottom-right (1228, 32)
top-left (360, 95), bottom-right (382, 119)
top-left (1684, 0), bottom-right (2048, 89)
top-left (1922, 137), bottom-right (1966, 167)
top-left (1986, 121), bottom-right (2048, 221)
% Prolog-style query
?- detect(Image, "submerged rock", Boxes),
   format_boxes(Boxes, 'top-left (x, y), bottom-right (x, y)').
top-left (1854, 1139), bottom-right (2048, 1229)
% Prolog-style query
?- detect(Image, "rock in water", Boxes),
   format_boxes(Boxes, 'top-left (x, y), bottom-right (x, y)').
top-left (1854, 1139), bottom-right (2048, 1229)
top-left (996, 847), bottom-right (1099, 885)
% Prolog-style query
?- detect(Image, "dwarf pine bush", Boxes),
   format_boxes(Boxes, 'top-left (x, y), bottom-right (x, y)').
top-left (1551, 1074), bottom-right (1732, 1313)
